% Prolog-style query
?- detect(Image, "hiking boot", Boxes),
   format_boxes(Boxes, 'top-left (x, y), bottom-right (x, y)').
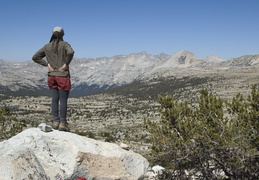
top-left (52, 121), bottom-right (60, 130)
top-left (58, 122), bottom-right (70, 132)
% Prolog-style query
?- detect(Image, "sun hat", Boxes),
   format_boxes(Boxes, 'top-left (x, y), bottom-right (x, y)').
top-left (52, 26), bottom-right (64, 35)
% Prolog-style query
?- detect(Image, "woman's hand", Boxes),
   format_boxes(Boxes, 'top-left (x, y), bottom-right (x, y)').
top-left (58, 64), bottom-right (68, 72)
top-left (48, 64), bottom-right (55, 71)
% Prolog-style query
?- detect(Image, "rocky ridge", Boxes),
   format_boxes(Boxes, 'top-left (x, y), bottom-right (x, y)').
top-left (3, 49), bottom-right (258, 97)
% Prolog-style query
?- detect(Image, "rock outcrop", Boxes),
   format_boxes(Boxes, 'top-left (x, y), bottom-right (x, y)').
top-left (0, 128), bottom-right (149, 180)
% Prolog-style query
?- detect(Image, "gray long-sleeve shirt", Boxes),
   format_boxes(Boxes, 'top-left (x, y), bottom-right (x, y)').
top-left (32, 40), bottom-right (74, 77)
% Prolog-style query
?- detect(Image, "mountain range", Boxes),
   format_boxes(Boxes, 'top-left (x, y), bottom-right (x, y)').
top-left (1, 49), bottom-right (259, 97)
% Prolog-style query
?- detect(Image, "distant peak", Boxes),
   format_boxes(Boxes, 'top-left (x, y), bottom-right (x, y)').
top-left (157, 52), bottom-right (168, 55)
top-left (171, 50), bottom-right (198, 59)
top-left (129, 51), bottom-right (149, 56)
top-left (174, 49), bottom-right (196, 56)
top-left (177, 49), bottom-right (193, 53)
top-left (203, 55), bottom-right (225, 62)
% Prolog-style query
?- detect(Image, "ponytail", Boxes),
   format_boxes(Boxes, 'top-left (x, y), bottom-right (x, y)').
top-left (49, 31), bottom-right (64, 53)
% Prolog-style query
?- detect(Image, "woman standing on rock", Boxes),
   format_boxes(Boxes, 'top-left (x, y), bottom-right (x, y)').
top-left (32, 26), bottom-right (74, 132)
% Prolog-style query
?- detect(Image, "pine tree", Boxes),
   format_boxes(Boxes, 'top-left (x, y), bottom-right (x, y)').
top-left (144, 87), bottom-right (259, 179)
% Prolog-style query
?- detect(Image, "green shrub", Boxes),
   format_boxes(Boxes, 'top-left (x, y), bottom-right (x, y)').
top-left (103, 132), bottom-right (116, 142)
top-left (74, 130), bottom-right (95, 139)
top-left (0, 106), bottom-right (27, 140)
top-left (144, 86), bottom-right (259, 179)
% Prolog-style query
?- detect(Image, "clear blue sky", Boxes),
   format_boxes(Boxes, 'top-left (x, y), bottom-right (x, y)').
top-left (1, 0), bottom-right (259, 62)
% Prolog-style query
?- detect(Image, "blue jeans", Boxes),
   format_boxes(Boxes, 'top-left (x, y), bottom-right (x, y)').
top-left (51, 88), bottom-right (70, 122)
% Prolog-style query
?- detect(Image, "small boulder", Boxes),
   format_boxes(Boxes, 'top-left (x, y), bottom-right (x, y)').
top-left (38, 123), bottom-right (52, 132)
